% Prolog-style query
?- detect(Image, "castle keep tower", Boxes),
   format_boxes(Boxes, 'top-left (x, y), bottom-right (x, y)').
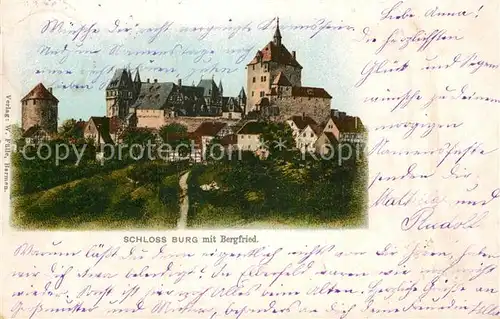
top-left (106, 68), bottom-right (137, 119)
top-left (21, 83), bottom-right (58, 133)
top-left (246, 17), bottom-right (303, 113)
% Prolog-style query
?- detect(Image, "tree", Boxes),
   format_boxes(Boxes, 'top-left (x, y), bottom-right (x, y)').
top-left (260, 121), bottom-right (297, 160)
top-left (59, 119), bottom-right (84, 141)
top-left (9, 124), bottom-right (23, 143)
top-left (159, 123), bottom-right (188, 137)
top-left (121, 127), bottom-right (156, 161)
top-left (122, 127), bottom-right (156, 145)
top-left (158, 124), bottom-right (191, 159)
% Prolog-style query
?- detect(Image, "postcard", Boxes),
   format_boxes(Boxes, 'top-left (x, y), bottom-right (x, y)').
top-left (1, 0), bottom-right (499, 317)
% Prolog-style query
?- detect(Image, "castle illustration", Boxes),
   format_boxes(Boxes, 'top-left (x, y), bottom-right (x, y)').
top-left (103, 18), bottom-right (331, 128)
top-left (21, 18), bottom-right (365, 150)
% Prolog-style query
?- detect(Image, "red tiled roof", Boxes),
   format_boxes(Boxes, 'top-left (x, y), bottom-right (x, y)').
top-left (75, 121), bottom-right (86, 130)
top-left (247, 41), bottom-right (302, 68)
top-left (291, 87), bottom-right (332, 99)
top-left (21, 83), bottom-right (59, 102)
top-left (288, 116), bottom-right (317, 130)
top-left (194, 122), bottom-right (226, 137)
top-left (272, 72), bottom-right (292, 86)
top-left (109, 116), bottom-right (124, 134)
top-left (188, 132), bottom-right (202, 146)
top-left (309, 123), bottom-right (323, 136)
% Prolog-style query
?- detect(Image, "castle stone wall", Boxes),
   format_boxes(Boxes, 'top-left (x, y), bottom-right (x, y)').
top-left (22, 100), bottom-right (58, 132)
top-left (136, 111), bottom-right (240, 132)
top-left (163, 117), bottom-right (240, 132)
top-left (270, 96), bottom-right (331, 124)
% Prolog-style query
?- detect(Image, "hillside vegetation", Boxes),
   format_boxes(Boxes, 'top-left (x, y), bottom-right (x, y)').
top-left (12, 162), bottom-right (186, 230)
top-left (187, 149), bottom-right (368, 229)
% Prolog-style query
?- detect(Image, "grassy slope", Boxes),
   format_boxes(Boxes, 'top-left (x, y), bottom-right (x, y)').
top-left (12, 166), bottom-right (181, 230)
top-left (187, 164), bottom-right (367, 229)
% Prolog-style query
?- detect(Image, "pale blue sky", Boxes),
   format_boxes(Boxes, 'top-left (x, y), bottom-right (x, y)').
top-left (18, 16), bottom-right (359, 122)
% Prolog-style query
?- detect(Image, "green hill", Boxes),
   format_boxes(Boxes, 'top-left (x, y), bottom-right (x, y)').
top-left (12, 163), bottom-right (184, 230)
top-left (186, 154), bottom-right (368, 229)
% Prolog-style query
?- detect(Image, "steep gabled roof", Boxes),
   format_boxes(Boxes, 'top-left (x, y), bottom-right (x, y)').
top-left (291, 87), bottom-right (332, 99)
top-left (106, 68), bottom-right (133, 90)
top-left (331, 115), bottom-right (365, 133)
top-left (88, 116), bottom-right (114, 144)
top-left (306, 123), bottom-right (323, 136)
top-left (132, 82), bottom-right (175, 110)
top-left (288, 116), bottom-right (317, 130)
top-left (194, 122), bottom-right (227, 137)
top-left (222, 97), bottom-right (242, 112)
top-left (237, 121), bottom-right (265, 135)
top-left (272, 72), bottom-right (292, 86)
top-left (238, 87), bottom-right (247, 99)
top-left (181, 85), bottom-right (205, 100)
top-left (197, 79), bottom-right (219, 97)
top-left (323, 131), bottom-right (338, 143)
top-left (21, 83), bottom-right (59, 102)
top-left (247, 41), bottom-right (302, 68)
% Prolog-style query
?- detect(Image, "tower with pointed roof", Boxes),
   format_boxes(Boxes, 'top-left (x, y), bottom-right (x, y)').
top-left (238, 87), bottom-right (247, 111)
top-left (133, 68), bottom-right (142, 100)
top-left (245, 17), bottom-right (302, 113)
top-left (105, 68), bottom-right (135, 119)
top-left (21, 83), bottom-right (59, 133)
top-left (218, 80), bottom-right (223, 96)
top-left (273, 17), bottom-right (282, 46)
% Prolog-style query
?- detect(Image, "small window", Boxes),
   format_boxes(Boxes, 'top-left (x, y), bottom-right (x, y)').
top-left (263, 76), bottom-right (267, 82)
top-left (252, 91), bottom-right (254, 97)
top-left (252, 65), bottom-right (255, 70)
top-left (252, 77), bottom-right (256, 83)
top-left (260, 91), bottom-right (264, 97)
top-left (34, 100), bottom-right (37, 105)
top-left (310, 133), bottom-right (314, 137)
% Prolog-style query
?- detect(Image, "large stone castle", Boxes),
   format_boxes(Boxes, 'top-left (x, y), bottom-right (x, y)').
top-left (245, 18), bottom-right (331, 123)
top-left (20, 18), bottom-right (338, 143)
top-left (105, 18), bottom-right (332, 128)
top-left (105, 68), bottom-right (246, 129)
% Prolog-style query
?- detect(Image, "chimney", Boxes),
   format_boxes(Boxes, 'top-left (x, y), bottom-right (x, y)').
top-left (48, 87), bottom-right (53, 94)
top-left (292, 51), bottom-right (296, 59)
top-left (154, 79), bottom-right (158, 83)
top-left (178, 79), bottom-right (182, 86)
top-left (147, 78), bottom-right (150, 83)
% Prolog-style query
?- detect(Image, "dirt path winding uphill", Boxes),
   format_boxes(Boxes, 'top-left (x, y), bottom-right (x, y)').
top-left (177, 171), bottom-right (190, 229)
